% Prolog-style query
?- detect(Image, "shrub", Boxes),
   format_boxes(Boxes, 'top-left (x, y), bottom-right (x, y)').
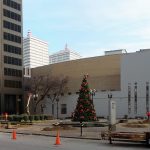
top-left (29, 115), bottom-right (34, 122)
top-left (34, 115), bottom-right (40, 121)
top-left (23, 115), bottom-right (29, 122)
top-left (8, 115), bottom-right (14, 121)
top-left (42, 115), bottom-right (52, 120)
top-left (12, 115), bottom-right (22, 122)
top-left (40, 115), bottom-right (44, 120)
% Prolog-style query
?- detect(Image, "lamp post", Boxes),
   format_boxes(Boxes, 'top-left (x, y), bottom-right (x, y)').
top-left (90, 89), bottom-right (96, 103)
top-left (33, 94), bottom-right (38, 113)
top-left (108, 93), bottom-right (112, 130)
top-left (108, 93), bottom-right (112, 101)
top-left (33, 94), bottom-right (38, 101)
top-left (56, 98), bottom-right (59, 119)
top-left (80, 121), bottom-right (84, 136)
top-left (40, 104), bottom-right (46, 114)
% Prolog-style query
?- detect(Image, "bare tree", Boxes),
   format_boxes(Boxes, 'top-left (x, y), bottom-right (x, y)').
top-left (47, 76), bottom-right (68, 115)
top-left (24, 75), bottom-right (68, 114)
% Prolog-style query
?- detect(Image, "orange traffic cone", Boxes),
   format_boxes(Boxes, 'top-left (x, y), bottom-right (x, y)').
top-left (12, 130), bottom-right (16, 140)
top-left (55, 131), bottom-right (61, 145)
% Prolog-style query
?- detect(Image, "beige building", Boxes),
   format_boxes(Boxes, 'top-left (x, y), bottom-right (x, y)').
top-left (31, 54), bottom-right (121, 117)
top-left (0, 0), bottom-right (23, 114)
top-left (33, 54), bottom-right (121, 93)
top-left (28, 50), bottom-right (150, 119)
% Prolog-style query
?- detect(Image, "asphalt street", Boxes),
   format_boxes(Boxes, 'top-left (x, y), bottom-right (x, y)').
top-left (0, 133), bottom-right (148, 150)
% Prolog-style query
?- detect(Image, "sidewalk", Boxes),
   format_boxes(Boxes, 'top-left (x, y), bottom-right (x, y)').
top-left (0, 120), bottom-right (106, 140)
top-left (0, 120), bottom-right (149, 140)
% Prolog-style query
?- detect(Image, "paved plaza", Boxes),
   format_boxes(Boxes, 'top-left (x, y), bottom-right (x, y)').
top-left (0, 133), bottom-right (149, 150)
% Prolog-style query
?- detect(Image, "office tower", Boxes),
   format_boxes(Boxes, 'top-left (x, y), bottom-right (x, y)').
top-left (23, 31), bottom-right (49, 69)
top-left (0, 0), bottom-right (23, 114)
top-left (49, 44), bottom-right (81, 64)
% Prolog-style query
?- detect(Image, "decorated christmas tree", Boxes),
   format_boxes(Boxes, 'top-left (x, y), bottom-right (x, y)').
top-left (72, 74), bottom-right (97, 122)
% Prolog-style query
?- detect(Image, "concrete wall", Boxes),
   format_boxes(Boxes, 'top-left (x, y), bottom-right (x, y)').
top-left (43, 91), bottom-right (129, 119)
top-left (121, 50), bottom-right (150, 117)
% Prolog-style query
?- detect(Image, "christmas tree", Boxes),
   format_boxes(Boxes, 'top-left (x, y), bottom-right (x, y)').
top-left (72, 74), bottom-right (97, 122)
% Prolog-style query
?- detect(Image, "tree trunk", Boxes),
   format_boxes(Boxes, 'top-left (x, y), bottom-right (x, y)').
top-left (34, 103), bottom-right (38, 114)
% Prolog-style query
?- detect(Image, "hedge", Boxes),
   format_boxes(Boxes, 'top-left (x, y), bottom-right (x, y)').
top-left (0, 114), bottom-right (53, 122)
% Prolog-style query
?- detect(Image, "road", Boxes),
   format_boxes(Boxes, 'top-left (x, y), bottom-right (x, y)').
top-left (0, 133), bottom-right (148, 150)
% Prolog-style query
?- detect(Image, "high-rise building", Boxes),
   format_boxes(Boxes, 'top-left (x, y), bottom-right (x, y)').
top-left (23, 31), bottom-right (49, 69)
top-left (49, 44), bottom-right (81, 64)
top-left (0, 0), bottom-right (23, 114)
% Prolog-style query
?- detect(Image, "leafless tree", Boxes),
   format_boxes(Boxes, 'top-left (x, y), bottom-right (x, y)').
top-left (24, 75), bottom-right (68, 114)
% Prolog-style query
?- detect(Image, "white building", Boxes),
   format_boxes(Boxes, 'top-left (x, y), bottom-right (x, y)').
top-left (105, 49), bottom-right (127, 55)
top-left (23, 32), bottom-right (49, 69)
top-left (49, 44), bottom-right (81, 64)
top-left (121, 49), bottom-right (150, 118)
top-left (43, 49), bottom-right (150, 119)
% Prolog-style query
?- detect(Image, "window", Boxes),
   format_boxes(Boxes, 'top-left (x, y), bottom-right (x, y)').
top-left (4, 68), bottom-right (22, 77)
top-left (4, 32), bottom-right (21, 43)
top-left (4, 80), bottom-right (22, 88)
top-left (4, 56), bottom-right (22, 66)
top-left (3, 0), bottom-right (21, 11)
top-left (61, 104), bottom-right (67, 114)
top-left (3, 20), bottom-right (21, 33)
top-left (4, 44), bottom-right (21, 55)
top-left (3, 9), bottom-right (21, 22)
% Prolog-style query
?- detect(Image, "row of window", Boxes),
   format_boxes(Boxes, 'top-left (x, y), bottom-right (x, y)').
top-left (3, 0), bottom-right (21, 11)
top-left (4, 32), bottom-right (21, 44)
top-left (4, 56), bottom-right (22, 66)
top-left (4, 80), bottom-right (22, 88)
top-left (4, 44), bottom-right (21, 55)
top-left (3, 9), bottom-right (21, 22)
top-left (4, 20), bottom-right (21, 33)
top-left (4, 68), bottom-right (22, 77)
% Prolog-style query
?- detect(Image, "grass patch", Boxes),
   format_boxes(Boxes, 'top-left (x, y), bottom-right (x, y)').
top-left (122, 120), bottom-right (149, 128)
top-left (42, 126), bottom-right (76, 131)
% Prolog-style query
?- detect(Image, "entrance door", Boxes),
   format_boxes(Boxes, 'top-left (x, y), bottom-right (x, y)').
top-left (4, 95), bottom-right (16, 114)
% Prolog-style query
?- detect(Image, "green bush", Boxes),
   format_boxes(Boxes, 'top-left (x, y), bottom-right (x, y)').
top-left (43, 115), bottom-right (48, 120)
top-left (29, 115), bottom-right (34, 122)
top-left (40, 115), bottom-right (44, 120)
top-left (34, 115), bottom-right (40, 121)
top-left (23, 115), bottom-right (29, 122)
top-left (8, 115), bottom-right (14, 121)
top-left (0, 115), bottom-right (3, 120)
top-left (44, 115), bottom-right (53, 120)
top-left (14, 115), bottom-right (22, 122)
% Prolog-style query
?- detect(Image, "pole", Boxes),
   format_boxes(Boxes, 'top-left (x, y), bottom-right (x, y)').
top-left (57, 100), bottom-right (58, 119)
top-left (80, 121), bottom-right (83, 136)
top-left (108, 93), bottom-right (112, 131)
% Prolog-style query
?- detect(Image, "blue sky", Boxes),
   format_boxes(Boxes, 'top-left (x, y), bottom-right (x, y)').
top-left (23, 0), bottom-right (150, 57)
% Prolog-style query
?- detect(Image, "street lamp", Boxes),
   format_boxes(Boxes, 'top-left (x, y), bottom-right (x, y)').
top-left (108, 93), bottom-right (112, 100)
top-left (90, 89), bottom-right (96, 103)
top-left (80, 121), bottom-right (84, 136)
top-left (33, 94), bottom-right (38, 113)
top-left (41, 104), bottom-right (46, 114)
top-left (33, 94), bottom-right (38, 101)
top-left (56, 98), bottom-right (59, 119)
top-left (108, 93), bottom-right (112, 131)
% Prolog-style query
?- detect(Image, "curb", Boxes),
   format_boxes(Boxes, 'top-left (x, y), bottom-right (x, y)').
top-left (0, 130), bottom-right (101, 140)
